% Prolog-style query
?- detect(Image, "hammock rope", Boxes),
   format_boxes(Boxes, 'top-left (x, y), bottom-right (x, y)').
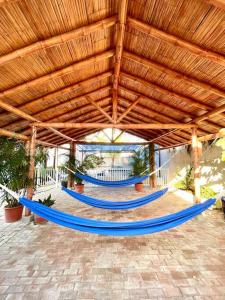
top-left (65, 150), bottom-right (177, 187)
top-left (62, 187), bottom-right (168, 210)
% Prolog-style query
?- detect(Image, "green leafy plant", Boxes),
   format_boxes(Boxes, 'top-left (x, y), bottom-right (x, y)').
top-left (0, 138), bottom-right (48, 208)
top-left (63, 154), bottom-right (104, 185)
top-left (174, 166), bottom-right (216, 199)
top-left (37, 194), bottom-right (55, 207)
top-left (174, 166), bottom-right (194, 192)
top-left (131, 150), bottom-right (149, 179)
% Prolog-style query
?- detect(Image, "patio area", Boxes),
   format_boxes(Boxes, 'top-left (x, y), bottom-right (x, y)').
top-left (0, 187), bottom-right (225, 300)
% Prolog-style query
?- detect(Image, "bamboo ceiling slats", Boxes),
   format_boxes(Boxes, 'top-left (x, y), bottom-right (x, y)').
top-left (0, 0), bottom-right (225, 147)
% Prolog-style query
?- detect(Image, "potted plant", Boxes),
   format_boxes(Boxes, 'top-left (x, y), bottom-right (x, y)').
top-left (131, 150), bottom-right (148, 192)
top-left (0, 138), bottom-right (30, 222)
top-left (63, 154), bottom-right (104, 193)
top-left (0, 138), bottom-right (49, 222)
top-left (61, 180), bottom-right (68, 188)
top-left (34, 194), bottom-right (55, 224)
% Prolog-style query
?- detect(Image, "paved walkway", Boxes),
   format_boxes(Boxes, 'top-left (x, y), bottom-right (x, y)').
top-left (0, 187), bottom-right (225, 300)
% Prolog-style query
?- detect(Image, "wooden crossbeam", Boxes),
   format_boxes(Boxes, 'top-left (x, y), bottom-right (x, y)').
top-left (85, 95), bottom-right (113, 122)
top-left (0, 16), bottom-right (116, 66)
top-left (127, 17), bottom-right (225, 67)
top-left (32, 122), bottom-right (196, 130)
top-left (112, 0), bottom-right (128, 122)
top-left (117, 95), bottom-right (142, 123)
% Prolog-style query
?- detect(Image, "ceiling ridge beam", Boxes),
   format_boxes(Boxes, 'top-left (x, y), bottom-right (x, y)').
top-left (112, 0), bottom-right (128, 122)
top-left (0, 16), bottom-right (117, 66)
top-left (127, 17), bottom-right (225, 67)
top-left (0, 50), bottom-right (114, 100)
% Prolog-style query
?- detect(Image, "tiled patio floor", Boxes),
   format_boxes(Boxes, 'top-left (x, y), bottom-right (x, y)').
top-left (0, 187), bottom-right (225, 300)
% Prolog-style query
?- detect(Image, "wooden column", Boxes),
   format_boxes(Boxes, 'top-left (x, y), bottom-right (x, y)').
top-left (68, 142), bottom-right (76, 188)
top-left (192, 127), bottom-right (201, 203)
top-left (149, 143), bottom-right (157, 188)
top-left (26, 126), bottom-right (37, 216)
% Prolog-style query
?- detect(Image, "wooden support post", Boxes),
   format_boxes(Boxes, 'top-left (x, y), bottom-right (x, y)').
top-left (149, 143), bottom-right (157, 188)
top-left (55, 147), bottom-right (59, 187)
top-left (192, 127), bottom-right (201, 203)
top-left (26, 126), bottom-right (37, 216)
top-left (68, 142), bottom-right (76, 188)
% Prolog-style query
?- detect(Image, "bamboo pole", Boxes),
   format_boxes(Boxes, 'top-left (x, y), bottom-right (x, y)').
top-left (32, 122), bottom-right (196, 130)
top-left (85, 95), bottom-right (113, 122)
top-left (123, 50), bottom-right (225, 106)
top-left (0, 16), bottom-right (116, 66)
top-left (121, 72), bottom-right (213, 111)
top-left (0, 50), bottom-right (114, 100)
top-left (112, 0), bottom-right (128, 122)
top-left (127, 17), bottom-right (225, 67)
top-left (149, 143), bottom-right (156, 188)
top-left (192, 127), bottom-right (201, 203)
top-left (117, 96), bottom-right (142, 123)
top-left (68, 142), bottom-right (76, 188)
top-left (25, 126), bottom-right (37, 216)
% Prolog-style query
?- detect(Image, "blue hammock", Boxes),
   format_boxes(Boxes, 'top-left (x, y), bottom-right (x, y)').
top-left (19, 197), bottom-right (215, 236)
top-left (75, 172), bottom-right (149, 187)
top-left (62, 187), bottom-right (168, 210)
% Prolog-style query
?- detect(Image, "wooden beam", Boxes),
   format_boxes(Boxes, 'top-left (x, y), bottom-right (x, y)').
top-left (85, 95), bottom-right (113, 122)
top-left (0, 71), bottom-right (112, 121)
top-left (121, 72), bottom-right (213, 111)
top-left (26, 126), bottom-right (37, 214)
top-left (127, 17), bottom-right (225, 67)
top-left (0, 17), bottom-right (116, 66)
top-left (195, 103), bottom-right (225, 123)
top-left (32, 122), bottom-right (196, 130)
top-left (0, 127), bottom-right (62, 148)
top-left (123, 51), bottom-right (225, 104)
top-left (119, 85), bottom-right (217, 132)
top-left (117, 95), bottom-right (142, 123)
top-left (112, 0), bottom-right (128, 122)
top-left (192, 127), bottom-right (201, 203)
top-left (156, 128), bottom-right (225, 150)
top-left (68, 142), bottom-right (76, 188)
top-left (0, 50), bottom-right (114, 101)
top-left (0, 92), bottom-right (78, 142)
top-left (203, 0), bottom-right (225, 10)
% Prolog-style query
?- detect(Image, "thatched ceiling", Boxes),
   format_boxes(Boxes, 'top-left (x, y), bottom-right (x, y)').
top-left (0, 0), bottom-right (225, 147)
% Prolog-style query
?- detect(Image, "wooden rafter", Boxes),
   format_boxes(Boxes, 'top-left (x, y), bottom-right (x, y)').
top-left (0, 50), bottom-right (114, 101)
top-left (123, 51), bottom-right (225, 103)
top-left (117, 95), bottom-right (142, 123)
top-left (121, 72), bottom-right (214, 111)
top-left (118, 85), bottom-right (220, 131)
top-left (0, 17), bottom-right (116, 66)
top-left (85, 95), bottom-right (113, 122)
top-left (112, 0), bottom-right (128, 122)
top-left (127, 17), bottom-right (225, 67)
top-left (0, 71), bottom-right (112, 121)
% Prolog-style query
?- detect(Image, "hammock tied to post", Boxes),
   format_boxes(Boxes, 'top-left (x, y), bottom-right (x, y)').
top-left (62, 186), bottom-right (168, 210)
top-left (0, 183), bottom-right (215, 236)
top-left (65, 152), bottom-right (175, 188)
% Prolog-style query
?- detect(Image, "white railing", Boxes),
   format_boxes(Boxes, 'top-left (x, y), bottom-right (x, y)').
top-left (35, 167), bottom-right (168, 188)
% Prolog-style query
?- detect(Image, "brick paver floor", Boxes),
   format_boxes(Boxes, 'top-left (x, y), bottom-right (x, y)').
top-left (0, 187), bottom-right (225, 300)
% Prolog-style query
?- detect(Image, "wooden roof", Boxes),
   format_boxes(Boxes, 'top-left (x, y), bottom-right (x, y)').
top-left (0, 0), bottom-right (225, 147)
